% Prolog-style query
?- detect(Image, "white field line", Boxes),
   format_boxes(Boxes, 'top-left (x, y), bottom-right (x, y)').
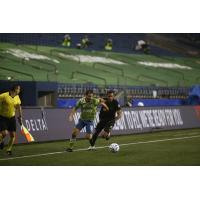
top-left (0, 135), bottom-right (200, 161)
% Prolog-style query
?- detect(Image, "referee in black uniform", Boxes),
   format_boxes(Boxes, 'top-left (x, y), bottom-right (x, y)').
top-left (89, 90), bottom-right (122, 149)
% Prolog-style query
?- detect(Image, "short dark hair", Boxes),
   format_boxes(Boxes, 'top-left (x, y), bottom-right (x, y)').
top-left (107, 90), bottom-right (115, 95)
top-left (10, 84), bottom-right (20, 91)
top-left (85, 90), bottom-right (93, 96)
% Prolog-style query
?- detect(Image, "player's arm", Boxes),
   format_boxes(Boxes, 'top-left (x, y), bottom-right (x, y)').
top-left (0, 95), bottom-right (3, 112)
top-left (115, 109), bottom-right (122, 121)
top-left (115, 103), bottom-right (122, 121)
top-left (68, 100), bottom-right (81, 121)
top-left (16, 104), bottom-right (23, 125)
top-left (99, 98), bottom-right (109, 111)
top-left (0, 94), bottom-right (3, 106)
top-left (68, 107), bottom-right (77, 122)
top-left (0, 93), bottom-right (5, 105)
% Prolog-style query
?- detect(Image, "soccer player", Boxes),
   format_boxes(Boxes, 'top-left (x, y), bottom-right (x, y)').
top-left (89, 90), bottom-right (122, 149)
top-left (0, 84), bottom-right (23, 155)
top-left (66, 90), bottom-right (109, 152)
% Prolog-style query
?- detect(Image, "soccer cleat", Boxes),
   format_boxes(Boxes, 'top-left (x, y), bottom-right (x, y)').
top-left (6, 150), bottom-right (12, 156)
top-left (88, 146), bottom-right (96, 151)
top-left (0, 141), bottom-right (4, 150)
top-left (65, 148), bottom-right (73, 152)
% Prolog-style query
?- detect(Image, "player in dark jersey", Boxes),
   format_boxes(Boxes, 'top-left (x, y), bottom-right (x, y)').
top-left (88, 90), bottom-right (122, 150)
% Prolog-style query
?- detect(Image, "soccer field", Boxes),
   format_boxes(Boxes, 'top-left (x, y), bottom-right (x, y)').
top-left (0, 128), bottom-right (200, 166)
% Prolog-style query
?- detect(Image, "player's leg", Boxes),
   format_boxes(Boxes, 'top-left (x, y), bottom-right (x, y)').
top-left (0, 116), bottom-right (8, 150)
top-left (68, 128), bottom-right (80, 149)
top-left (89, 120), bottom-right (105, 147)
top-left (101, 130), bottom-right (111, 139)
top-left (102, 130), bottom-right (111, 140)
top-left (85, 133), bottom-right (92, 140)
top-left (6, 116), bottom-right (17, 155)
top-left (86, 121), bottom-right (95, 150)
top-left (6, 131), bottom-right (15, 155)
top-left (66, 118), bottom-right (83, 152)
top-left (103, 120), bottom-right (115, 140)
top-left (85, 120), bottom-right (93, 140)
top-left (0, 131), bottom-right (6, 150)
top-left (67, 127), bottom-right (80, 151)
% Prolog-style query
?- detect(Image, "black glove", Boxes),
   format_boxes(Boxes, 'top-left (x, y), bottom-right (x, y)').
top-left (17, 117), bottom-right (23, 126)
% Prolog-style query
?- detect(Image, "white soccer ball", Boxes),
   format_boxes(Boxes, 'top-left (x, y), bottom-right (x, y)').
top-left (137, 102), bottom-right (144, 107)
top-left (109, 143), bottom-right (120, 153)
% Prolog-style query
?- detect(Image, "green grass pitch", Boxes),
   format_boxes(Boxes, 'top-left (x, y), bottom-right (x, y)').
top-left (0, 128), bottom-right (200, 166)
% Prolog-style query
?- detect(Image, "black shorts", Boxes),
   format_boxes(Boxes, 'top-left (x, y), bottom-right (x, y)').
top-left (95, 119), bottom-right (115, 133)
top-left (0, 115), bottom-right (16, 132)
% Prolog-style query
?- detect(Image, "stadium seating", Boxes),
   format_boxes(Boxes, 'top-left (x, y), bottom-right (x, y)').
top-left (0, 33), bottom-right (181, 56)
top-left (56, 83), bottom-right (190, 108)
top-left (1, 43), bottom-right (197, 86)
top-left (0, 34), bottom-right (199, 107)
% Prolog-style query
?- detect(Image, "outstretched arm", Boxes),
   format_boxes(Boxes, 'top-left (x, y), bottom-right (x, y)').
top-left (99, 98), bottom-right (109, 111)
top-left (68, 99), bottom-right (82, 121)
top-left (68, 108), bottom-right (76, 122)
top-left (115, 109), bottom-right (122, 121)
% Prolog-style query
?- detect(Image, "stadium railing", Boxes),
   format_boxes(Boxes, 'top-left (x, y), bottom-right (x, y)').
top-left (0, 66), bottom-right (35, 81)
top-left (71, 71), bottom-right (107, 87)
top-left (137, 74), bottom-right (168, 86)
top-left (57, 83), bottom-right (190, 100)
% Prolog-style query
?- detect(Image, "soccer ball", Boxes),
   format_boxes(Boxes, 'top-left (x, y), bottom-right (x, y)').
top-left (137, 102), bottom-right (144, 107)
top-left (109, 143), bottom-right (120, 153)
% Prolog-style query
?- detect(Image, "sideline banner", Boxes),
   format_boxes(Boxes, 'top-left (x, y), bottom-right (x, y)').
top-left (15, 106), bottom-right (200, 144)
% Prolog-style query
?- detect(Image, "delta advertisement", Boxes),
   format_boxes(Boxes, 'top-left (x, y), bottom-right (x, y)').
top-left (15, 106), bottom-right (200, 144)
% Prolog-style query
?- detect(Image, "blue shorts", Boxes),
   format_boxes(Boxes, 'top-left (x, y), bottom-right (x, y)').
top-left (75, 118), bottom-right (93, 134)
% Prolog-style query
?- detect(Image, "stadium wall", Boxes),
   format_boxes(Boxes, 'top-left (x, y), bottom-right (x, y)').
top-left (15, 106), bottom-right (200, 144)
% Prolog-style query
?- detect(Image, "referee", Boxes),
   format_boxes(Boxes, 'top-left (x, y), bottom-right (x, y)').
top-left (89, 90), bottom-right (122, 149)
top-left (0, 84), bottom-right (23, 155)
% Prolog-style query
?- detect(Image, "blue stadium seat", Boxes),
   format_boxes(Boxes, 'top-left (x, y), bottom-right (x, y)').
top-left (0, 33), bottom-right (181, 56)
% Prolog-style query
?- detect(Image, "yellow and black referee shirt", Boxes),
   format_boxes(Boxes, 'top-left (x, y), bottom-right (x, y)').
top-left (0, 92), bottom-right (21, 118)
